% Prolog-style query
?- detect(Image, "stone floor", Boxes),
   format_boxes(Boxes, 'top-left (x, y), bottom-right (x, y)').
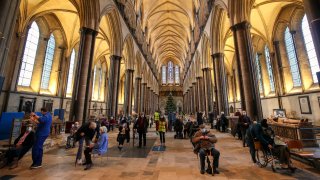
top-left (1, 125), bottom-right (320, 180)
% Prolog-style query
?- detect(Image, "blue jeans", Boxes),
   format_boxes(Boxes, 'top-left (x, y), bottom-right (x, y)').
top-left (32, 135), bottom-right (48, 166)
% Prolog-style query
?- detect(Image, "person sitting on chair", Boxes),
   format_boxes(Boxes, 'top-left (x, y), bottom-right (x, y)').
top-left (192, 124), bottom-right (220, 175)
top-left (83, 126), bottom-right (108, 170)
top-left (66, 122), bottom-right (79, 149)
top-left (0, 124), bottom-right (35, 169)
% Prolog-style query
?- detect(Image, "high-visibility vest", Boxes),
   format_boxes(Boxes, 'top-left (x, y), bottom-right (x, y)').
top-left (158, 120), bottom-right (166, 132)
top-left (154, 112), bottom-right (160, 121)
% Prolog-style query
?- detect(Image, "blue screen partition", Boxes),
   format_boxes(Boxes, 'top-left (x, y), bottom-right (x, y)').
top-left (54, 109), bottom-right (65, 122)
top-left (0, 112), bottom-right (25, 140)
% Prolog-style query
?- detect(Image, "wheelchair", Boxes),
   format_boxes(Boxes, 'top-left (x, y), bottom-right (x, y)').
top-left (254, 141), bottom-right (296, 173)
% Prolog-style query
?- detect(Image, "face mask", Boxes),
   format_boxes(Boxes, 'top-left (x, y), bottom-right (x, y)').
top-left (27, 127), bottom-right (32, 132)
top-left (201, 128), bottom-right (206, 133)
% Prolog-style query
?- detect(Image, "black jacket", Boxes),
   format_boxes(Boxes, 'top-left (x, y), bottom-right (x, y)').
top-left (134, 116), bottom-right (148, 133)
top-left (75, 123), bottom-right (96, 142)
top-left (14, 131), bottom-right (35, 148)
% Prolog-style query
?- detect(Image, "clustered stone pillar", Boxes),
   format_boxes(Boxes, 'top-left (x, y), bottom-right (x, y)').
top-left (107, 55), bottom-right (122, 119)
top-left (303, 0), bottom-right (320, 73)
top-left (189, 86), bottom-right (194, 113)
top-left (0, 0), bottom-right (21, 75)
top-left (140, 83), bottom-right (146, 113)
top-left (196, 77), bottom-right (205, 112)
top-left (133, 77), bottom-right (141, 113)
top-left (123, 69), bottom-right (134, 117)
top-left (203, 68), bottom-right (213, 115)
top-left (146, 86), bottom-right (151, 114)
top-left (212, 53), bottom-right (229, 115)
top-left (231, 21), bottom-right (263, 121)
top-left (69, 27), bottom-right (98, 123)
top-left (192, 82), bottom-right (198, 112)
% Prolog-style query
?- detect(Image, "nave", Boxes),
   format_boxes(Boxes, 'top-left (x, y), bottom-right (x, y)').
top-left (0, 126), bottom-right (319, 180)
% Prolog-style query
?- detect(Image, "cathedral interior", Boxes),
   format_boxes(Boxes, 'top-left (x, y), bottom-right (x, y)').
top-left (0, 0), bottom-right (320, 179)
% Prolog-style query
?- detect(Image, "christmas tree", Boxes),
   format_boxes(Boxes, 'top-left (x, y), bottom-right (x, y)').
top-left (165, 92), bottom-right (176, 114)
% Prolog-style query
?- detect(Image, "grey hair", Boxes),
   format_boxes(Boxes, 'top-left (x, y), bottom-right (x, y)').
top-left (100, 126), bottom-right (108, 133)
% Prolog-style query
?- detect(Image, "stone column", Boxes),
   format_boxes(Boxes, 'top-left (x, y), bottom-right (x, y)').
top-left (270, 47), bottom-right (283, 109)
top-left (140, 83), bottom-right (146, 113)
top-left (196, 77), bottom-right (205, 112)
top-left (203, 68), bottom-right (213, 115)
top-left (212, 53), bottom-right (229, 115)
top-left (303, 0), bottom-right (320, 71)
top-left (106, 55), bottom-right (122, 118)
top-left (192, 82), bottom-right (198, 112)
top-left (69, 27), bottom-right (98, 123)
top-left (146, 87), bottom-right (150, 114)
top-left (133, 77), bottom-right (141, 113)
top-left (0, 0), bottom-right (21, 75)
top-left (231, 21), bottom-right (263, 121)
top-left (123, 69), bottom-right (134, 117)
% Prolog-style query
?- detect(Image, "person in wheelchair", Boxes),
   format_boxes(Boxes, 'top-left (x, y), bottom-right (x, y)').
top-left (247, 119), bottom-right (295, 170)
top-left (0, 124), bottom-right (35, 169)
top-left (66, 122), bottom-right (79, 149)
top-left (192, 124), bottom-right (220, 175)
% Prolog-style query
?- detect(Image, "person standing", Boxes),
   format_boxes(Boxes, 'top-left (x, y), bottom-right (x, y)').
top-left (158, 115), bottom-right (167, 146)
top-left (220, 112), bottom-right (228, 132)
top-left (29, 108), bottom-right (52, 169)
top-left (240, 111), bottom-right (251, 147)
top-left (197, 111), bottom-right (203, 125)
top-left (154, 110), bottom-right (160, 131)
top-left (208, 111), bottom-right (214, 129)
top-left (134, 112), bottom-right (148, 148)
top-left (74, 121), bottom-right (97, 165)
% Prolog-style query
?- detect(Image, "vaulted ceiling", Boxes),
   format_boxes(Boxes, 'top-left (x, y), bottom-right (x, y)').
top-left (132, 0), bottom-right (211, 75)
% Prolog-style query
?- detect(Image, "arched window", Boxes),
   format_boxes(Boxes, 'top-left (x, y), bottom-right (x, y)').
top-left (18, 22), bottom-right (40, 86)
top-left (162, 66), bottom-right (166, 84)
top-left (40, 34), bottom-right (55, 89)
top-left (302, 15), bottom-right (320, 83)
top-left (66, 49), bottom-right (76, 96)
top-left (97, 68), bottom-right (102, 99)
top-left (265, 46), bottom-right (275, 92)
top-left (168, 61), bottom-right (174, 84)
top-left (284, 27), bottom-right (301, 87)
top-left (92, 66), bottom-right (97, 99)
top-left (255, 53), bottom-right (264, 94)
top-left (175, 65), bottom-right (180, 85)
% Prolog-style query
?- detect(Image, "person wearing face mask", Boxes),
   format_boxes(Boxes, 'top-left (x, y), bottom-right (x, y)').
top-left (192, 124), bottom-right (220, 175)
top-left (158, 115), bottom-right (167, 146)
top-left (0, 124), bottom-right (35, 169)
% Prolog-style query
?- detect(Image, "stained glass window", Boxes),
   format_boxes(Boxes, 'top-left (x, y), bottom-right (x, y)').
top-left (162, 66), bottom-right (166, 84)
top-left (175, 65), bottom-right (180, 84)
top-left (18, 22), bottom-right (39, 86)
top-left (66, 49), bottom-right (76, 95)
top-left (284, 27), bottom-right (301, 87)
top-left (168, 61), bottom-right (174, 84)
top-left (40, 34), bottom-right (55, 89)
top-left (265, 46), bottom-right (275, 92)
top-left (302, 15), bottom-right (319, 83)
top-left (255, 53), bottom-right (264, 94)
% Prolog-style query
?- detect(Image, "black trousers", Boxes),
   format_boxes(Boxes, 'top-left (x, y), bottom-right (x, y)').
top-left (241, 128), bottom-right (248, 146)
top-left (199, 148), bottom-right (220, 171)
top-left (138, 132), bottom-right (146, 147)
top-left (247, 139), bottom-right (257, 163)
top-left (159, 132), bottom-right (165, 143)
top-left (84, 147), bottom-right (93, 164)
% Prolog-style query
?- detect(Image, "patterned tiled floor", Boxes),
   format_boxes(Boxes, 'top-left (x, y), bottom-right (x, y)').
top-left (1, 125), bottom-right (320, 180)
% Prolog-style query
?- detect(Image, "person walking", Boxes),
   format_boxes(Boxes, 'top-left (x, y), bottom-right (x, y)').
top-left (133, 112), bottom-right (148, 148)
top-left (29, 107), bottom-right (52, 169)
top-left (158, 115), bottom-right (167, 146)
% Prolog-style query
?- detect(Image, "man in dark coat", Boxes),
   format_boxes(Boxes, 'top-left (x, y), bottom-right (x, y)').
top-left (0, 125), bottom-right (35, 169)
top-left (197, 111), bottom-right (203, 125)
top-left (239, 111), bottom-right (251, 147)
top-left (133, 112), bottom-right (148, 148)
top-left (74, 122), bottom-right (97, 165)
top-left (220, 112), bottom-right (228, 132)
